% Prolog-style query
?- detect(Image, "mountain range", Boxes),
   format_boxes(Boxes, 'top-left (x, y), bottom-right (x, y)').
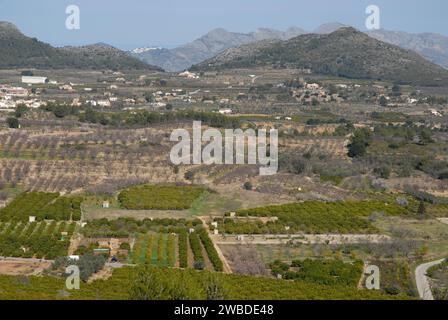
top-left (129, 27), bottom-right (308, 72)
top-left (0, 22), bottom-right (161, 71)
top-left (191, 27), bottom-right (448, 86)
top-left (1, 20), bottom-right (448, 86)
top-left (131, 23), bottom-right (448, 72)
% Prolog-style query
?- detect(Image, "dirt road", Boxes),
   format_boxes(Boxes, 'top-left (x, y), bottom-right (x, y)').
top-left (198, 217), bottom-right (232, 274)
top-left (415, 259), bottom-right (445, 300)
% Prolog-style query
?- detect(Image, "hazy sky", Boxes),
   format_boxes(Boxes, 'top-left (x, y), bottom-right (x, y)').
top-left (0, 0), bottom-right (446, 49)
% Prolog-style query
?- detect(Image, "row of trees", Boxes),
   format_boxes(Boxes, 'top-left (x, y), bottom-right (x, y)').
top-left (198, 229), bottom-right (223, 272)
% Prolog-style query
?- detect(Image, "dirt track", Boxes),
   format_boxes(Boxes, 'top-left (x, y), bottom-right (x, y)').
top-left (415, 259), bottom-right (445, 300)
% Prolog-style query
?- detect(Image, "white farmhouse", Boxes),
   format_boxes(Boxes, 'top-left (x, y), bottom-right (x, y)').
top-left (22, 76), bottom-right (48, 84)
top-left (179, 71), bottom-right (199, 79)
top-left (97, 100), bottom-right (112, 107)
top-left (218, 108), bottom-right (233, 115)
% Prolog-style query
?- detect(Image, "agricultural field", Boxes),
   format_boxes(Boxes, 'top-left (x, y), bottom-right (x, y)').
top-left (0, 191), bottom-right (82, 221)
top-left (213, 201), bottom-right (413, 234)
top-left (0, 266), bottom-right (408, 300)
top-left (118, 185), bottom-right (208, 210)
top-left (129, 227), bottom-right (223, 272)
top-left (365, 260), bottom-right (416, 297)
top-left (269, 259), bottom-right (364, 287)
top-left (0, 220), bottom-right (76, 259)
top-left (0, 62), bottom-right (447, 302)
top-left (130, 232), bottom-right (176, 267)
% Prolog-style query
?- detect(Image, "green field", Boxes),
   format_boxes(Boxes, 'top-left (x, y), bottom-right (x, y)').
top-left (118, 185), bottom-right (207, 210)
top-left (0, 192), bottom-right (82, 222)
top-left (218, 201), bottom-right (411, 234)
top-left (131, 232), bottom-right (177, 267)
top-left (0, 221), bottom-right (76, 259)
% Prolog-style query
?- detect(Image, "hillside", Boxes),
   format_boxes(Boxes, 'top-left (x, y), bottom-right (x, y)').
top-left (0, 22), bottom-right (161, 71)
top-left (368, 29), bottom-right (448, 69)
top-left (192, 27), bottom-right (448, 86)
top-left (131, 27), bottom-right (306, 72)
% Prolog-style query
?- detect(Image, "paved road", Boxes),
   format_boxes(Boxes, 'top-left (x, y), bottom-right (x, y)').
top-left (415, 259), bottom-right (445, 300)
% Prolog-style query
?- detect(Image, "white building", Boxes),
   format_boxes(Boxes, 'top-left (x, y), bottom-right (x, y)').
top-left (306, 83), bottom-right (320, 90)
top-left (218, 108), bottom-right (233, 115)
top-left (97, 100), bottom-right (111, 107)
top-left (22, 76), bottom-right (47, 84)
top-left (179, 71), bottom-right (199, 79)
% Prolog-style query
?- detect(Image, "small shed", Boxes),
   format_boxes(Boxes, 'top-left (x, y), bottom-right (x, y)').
top-left (29, 216), bottom-right (36, 223)
top-left (211, 222), bottom-right (218, 228)
top-left (102, 201), bottom-right (110, 209)
top-left (188, 228), bottom-right (195, 234)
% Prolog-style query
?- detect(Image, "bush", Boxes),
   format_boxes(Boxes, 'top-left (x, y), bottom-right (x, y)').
top-left (119, 242), bottom-right (131, 250)
top-left (6, 117), bottom-right (19, 129)
top-left (243, 182), bottom-right (253, 190)
top-left (348, 128), bottom-right (372, 158)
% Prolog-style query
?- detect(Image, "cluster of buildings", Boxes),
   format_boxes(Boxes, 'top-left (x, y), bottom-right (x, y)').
top-left (0, 84), bottom-right (46, 110)
top-left (0, 84), bottom-right (29, 98)
top-left (153, 88), bottom-right (198, 104)
top-left (291, 81), bottom-right (343, 105)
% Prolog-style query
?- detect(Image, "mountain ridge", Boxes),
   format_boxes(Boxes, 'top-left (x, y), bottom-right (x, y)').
top-left (0, 22), bottom-right (162, 71)
top-left (131, 23), bottom-right (448, 71)
top-left (191, 27), bottom-right (448, 86)
top-left (130, 27), bottom-right (307, 72)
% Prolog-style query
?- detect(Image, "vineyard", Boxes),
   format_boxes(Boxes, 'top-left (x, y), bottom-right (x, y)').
top-left (0, 192), bottom-right (82, 222)
top-left (118, 185), bottom-right (207, 210)
top-left (216, 201), bottom-right (411, 234)
top-left (0, 220), bottom-right (76, 259)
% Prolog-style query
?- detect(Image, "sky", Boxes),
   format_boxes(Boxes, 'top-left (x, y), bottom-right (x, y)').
top-left (0, 0), bottom-right (447, 50)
